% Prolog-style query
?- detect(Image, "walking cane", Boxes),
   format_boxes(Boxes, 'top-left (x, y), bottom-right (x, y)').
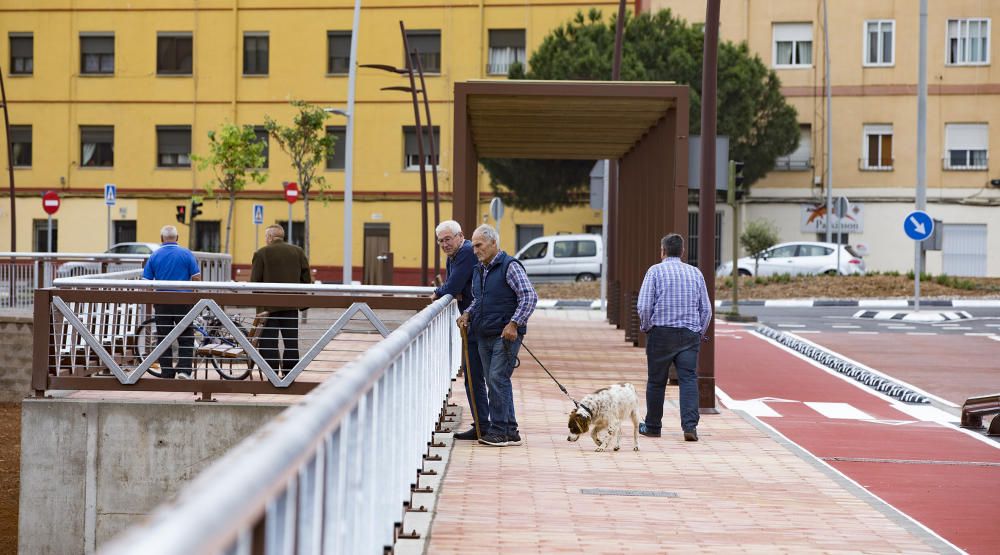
top-left (460, 326), bottom-right (482, 440)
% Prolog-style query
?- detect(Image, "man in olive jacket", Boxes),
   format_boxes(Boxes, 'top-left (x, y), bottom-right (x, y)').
top-left (251, 224), bottom-right (312, 374)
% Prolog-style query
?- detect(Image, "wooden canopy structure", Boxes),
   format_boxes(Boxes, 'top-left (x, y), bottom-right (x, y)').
top-left (453, 80), bottom-right (690, 337)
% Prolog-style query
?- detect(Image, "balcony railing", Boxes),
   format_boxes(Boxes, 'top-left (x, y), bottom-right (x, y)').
top-left (773, 157), bottom-right (813, 171)
top-left (859, 157), bottom-right (894, 171)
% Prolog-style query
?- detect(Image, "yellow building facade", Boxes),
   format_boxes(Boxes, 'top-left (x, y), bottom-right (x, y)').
top-left (1, 0), bottom-right (621, 283)
top-left (648, 0), bottom-right (1000, 276)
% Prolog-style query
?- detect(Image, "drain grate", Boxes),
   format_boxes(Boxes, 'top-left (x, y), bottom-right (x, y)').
top-left (580, 488), bottom-right (677, 498)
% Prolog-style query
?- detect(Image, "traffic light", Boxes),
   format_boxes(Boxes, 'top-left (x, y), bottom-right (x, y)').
top-left (734, 161), bottom-right (745, 189)
top-left (175, 205), bottom-right (186, 224)
top-left (190, 199), bottom-right (203, 221)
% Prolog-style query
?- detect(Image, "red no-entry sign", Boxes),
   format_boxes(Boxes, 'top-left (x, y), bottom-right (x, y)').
top-left (42, 191), bottom-right (61, 215)
top-left (284, 182), bottom-right (299, 204)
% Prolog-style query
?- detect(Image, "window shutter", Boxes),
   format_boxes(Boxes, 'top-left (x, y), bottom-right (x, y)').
top-left (946, 124), bottom-right (988, 150)
top-left (82, 126), bottom-right (114, 143)
top-left (489, 29), bottom-right (525, 49)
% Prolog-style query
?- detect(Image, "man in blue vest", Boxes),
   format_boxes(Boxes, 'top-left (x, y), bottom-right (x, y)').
top-left (432, 220), bottom-right (488, 440)
top-left (457, 224), bottom-right (538, 447)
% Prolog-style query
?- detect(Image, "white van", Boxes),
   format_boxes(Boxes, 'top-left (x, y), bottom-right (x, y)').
top-left (513, 234), bottom-right (603, 282)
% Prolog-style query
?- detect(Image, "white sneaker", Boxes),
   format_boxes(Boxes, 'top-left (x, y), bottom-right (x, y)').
top-left (176, 372), bottom-right (193, 380)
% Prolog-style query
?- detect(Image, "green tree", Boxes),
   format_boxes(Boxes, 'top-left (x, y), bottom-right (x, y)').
top-left (739, 218), bottom-right (779, 275)
top-left (264, 100), bottom-right (337, 260)
top-left (192, 123), bottom-right (268, 254)
top-left (486, 8), bottom-right (799, 211)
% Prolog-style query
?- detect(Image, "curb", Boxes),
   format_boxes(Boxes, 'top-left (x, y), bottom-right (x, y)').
top-left (715, 299), bottom-right (1000, 308)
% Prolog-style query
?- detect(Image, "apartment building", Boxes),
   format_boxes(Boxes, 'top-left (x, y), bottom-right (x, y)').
top-left (0, 1), bottom-right (625, 283)
top-left (648, 0), bottom-right (1000, 276)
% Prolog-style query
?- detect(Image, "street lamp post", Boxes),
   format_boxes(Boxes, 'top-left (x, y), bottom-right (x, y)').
top-left (1, 66), bottom-right (16, 253)
top-left (411, 47), bottom-right (442, 280)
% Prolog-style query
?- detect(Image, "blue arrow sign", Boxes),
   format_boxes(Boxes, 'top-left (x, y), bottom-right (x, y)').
top-left (252, 204), bottom-right (264, 225)
top-left (104, 183), bottom-right (117, 206)
top-left (903, 210), bottom-right (934, 241)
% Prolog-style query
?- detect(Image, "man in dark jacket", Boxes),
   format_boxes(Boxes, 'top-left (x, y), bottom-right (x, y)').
top-left (251, 224), bottom-right (311, 374)
top-left (457, 224), bottom-right (537, 447)
top-left (432, 220), bottom-right (488, 440)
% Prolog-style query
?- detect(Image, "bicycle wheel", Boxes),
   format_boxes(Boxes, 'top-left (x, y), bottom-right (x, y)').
top-left (131, 318), bottom-right (166, 378)
top-left (213, 324), bottom-right (252, 381)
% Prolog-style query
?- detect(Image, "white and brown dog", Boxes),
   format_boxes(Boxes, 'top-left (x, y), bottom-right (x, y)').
top-left (567, 383), bottom-right (640, 452)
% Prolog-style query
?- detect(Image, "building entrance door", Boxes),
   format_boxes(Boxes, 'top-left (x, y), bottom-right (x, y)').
top-left (363, 223), bottom-right (391, 285)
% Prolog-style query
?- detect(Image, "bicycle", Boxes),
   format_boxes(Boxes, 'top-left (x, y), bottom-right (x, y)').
top-left (131, 308), bottom-right (257, 380)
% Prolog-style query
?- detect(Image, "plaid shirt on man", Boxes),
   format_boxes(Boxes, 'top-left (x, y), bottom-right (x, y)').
top-left (637, 257), bottom-right (712, 334)
top-left (465, 251), bottom-right (538, 326)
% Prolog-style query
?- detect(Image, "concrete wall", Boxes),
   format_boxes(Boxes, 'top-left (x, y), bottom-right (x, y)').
top-left (0, 315), bottom-right (33, 402)
top-left (18, 398), bottom-right (287, 554)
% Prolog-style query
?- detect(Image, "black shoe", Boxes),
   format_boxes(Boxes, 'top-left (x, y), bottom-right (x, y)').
top-left (454, 427), bottom-right (478, 440)
top-left (638, 423), bottom-right (661, 438)
top-left (478, 433), bottom-right (509, 447)
top-left (506, 431), bottom-right (523, 446)
top-left (684, 429), bottom-right (699, 442)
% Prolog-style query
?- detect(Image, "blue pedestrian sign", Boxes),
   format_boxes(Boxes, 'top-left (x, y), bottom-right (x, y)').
top-left (252, 204), bottom-right (264, 225)
top-left (104, 183), bottom-right (117, 206)
top-left (904, 210), bottom-right (934, 241)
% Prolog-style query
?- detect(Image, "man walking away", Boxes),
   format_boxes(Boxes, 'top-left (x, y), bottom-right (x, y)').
top-left (142, 225), bottom-right (202, 379)
top-left (637, 233), bottom-right (712, 442)
top-left (457, 224), bottom-right (538, 447)
top-left (251, 224), bottom-right (312, 376)
top-left (432, 220), bottom-right (488, 440)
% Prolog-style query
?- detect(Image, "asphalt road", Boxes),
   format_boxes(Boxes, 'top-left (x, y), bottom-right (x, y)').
top-left (734, 305), bottom-right (1000, 337)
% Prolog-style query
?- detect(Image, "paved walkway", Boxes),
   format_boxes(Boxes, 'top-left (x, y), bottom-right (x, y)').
top-left (425, 311), bottom-right (950, 554)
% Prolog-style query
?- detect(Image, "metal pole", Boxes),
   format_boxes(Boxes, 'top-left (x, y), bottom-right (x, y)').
top-left (697, 0), bottom-right (721, 413)
top-left (287, 203), bottom-right (293, 245)
top-left (255, 223), bottom-right (259, 253)
top-left (0, 66), bottom-right (15, 252)
top-left (107, 205), bottom-right (112, 249)
top-left (342, 0), bottom-right (361, 285)
top-left (728, 161), bottom-right (739, 314)
top-left (413, 52), bottom-right (441, 280)
top-left (600, 159), bottom-right (609, 311)
top-left (47, 214), bottom-right (52, 253)
top-left (915, 0), bottom-right (928, 312)
top-left (400, 22), bottom-right (429, 285)
top-left (606, 0), bottom-right (626, 321)
top-left (823, 0), bottom-right (833, 244)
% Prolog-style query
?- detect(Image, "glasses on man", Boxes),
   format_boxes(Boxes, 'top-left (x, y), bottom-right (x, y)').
top-left (436, 235), bottom-right (459, 244)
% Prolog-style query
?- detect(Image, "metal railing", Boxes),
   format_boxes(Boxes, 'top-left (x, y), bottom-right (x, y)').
top-left (858, 157), bottom-right (894, 171)
top-left (33, 280), bottom-right (435, 399)
top-left (101, 294), bottom-right (459, 554)
top-left (1, 251), bottom-right (231, 311)
top-left (772, 157), bottom-right (813, 171)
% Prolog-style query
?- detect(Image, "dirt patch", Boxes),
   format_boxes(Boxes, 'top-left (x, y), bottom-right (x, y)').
top-left (535, 275), bottom-right (1000, 301)
top-left (0, 403), bottom-right (20, 553)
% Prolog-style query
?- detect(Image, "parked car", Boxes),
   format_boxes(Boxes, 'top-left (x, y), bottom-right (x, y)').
top-left (716, 241), bottom-right (866, 277)
top-left (513, 234), bottom-right (602, 282)
top-left (55, 242), bottom-right (161, 278)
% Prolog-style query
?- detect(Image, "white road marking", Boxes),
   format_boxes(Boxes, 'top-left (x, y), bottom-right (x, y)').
top-left (832, 324), bottom-right (861, 329)
top-left (990, 336), bottom-right (1000, 342)
top-left (906, 332), bottom-right (937, 336)
top-left (943, 327), bottom-right (973, 331)
top-left (722, 399), bottom-right (781, 417)
top-left (890, 403), bottom-right (958, 424)
top-left (964, 333), bottom-right (995, 337)
top-left (805, 402), bottom-right (874, 420)
top-left (848, 331), bottom-right (879, 335)
top-left (777, 324), bottom-right (806, 328)
top-left (885, 325), bottom-right (916, 329)
top-left (793, 330), bottom-right (822, 334)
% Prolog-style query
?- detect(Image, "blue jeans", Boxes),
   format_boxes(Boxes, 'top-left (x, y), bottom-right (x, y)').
top-left (463, 337), bottom-right (489, 429)
top-left (477, 335), bottom-right (522, 437)
top-left (644, 326), bottom-right (701, 433)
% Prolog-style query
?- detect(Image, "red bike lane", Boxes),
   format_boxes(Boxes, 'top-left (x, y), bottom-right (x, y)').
top-left (715, 325), bottom-right (1000, 554)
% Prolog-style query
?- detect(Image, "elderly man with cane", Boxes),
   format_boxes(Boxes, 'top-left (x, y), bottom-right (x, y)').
top-left (432, 220), bottom-right (487, 440)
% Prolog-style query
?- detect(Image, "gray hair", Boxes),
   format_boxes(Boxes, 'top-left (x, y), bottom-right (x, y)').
top-left (435, 220), bottom-right (462, 236)
top-left (160, 225), bottom-right (179, 241)
top-left (661, 233), bottom-right (684, 257)
top-left (473, 224), bottom-right (500, 247)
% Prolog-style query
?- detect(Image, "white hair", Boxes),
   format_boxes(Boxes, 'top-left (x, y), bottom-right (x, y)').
top-left (160, 225), bottom-right (179, 241)
top-left (435, 220), bottom-right (462, 236)
top-left (473, 224), bottom-right (500, 247)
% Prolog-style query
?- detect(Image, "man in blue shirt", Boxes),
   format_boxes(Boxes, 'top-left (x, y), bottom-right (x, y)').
top-left (432, 220), bottom-right (487, 440)
top-left (142, 225), bottom-right (202, 379)
top-left (457, 225), bottom-right (538, 447)
top-left (636, 233), bottom-right (712, 441)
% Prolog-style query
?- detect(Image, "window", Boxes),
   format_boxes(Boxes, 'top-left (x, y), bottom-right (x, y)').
top-left (193, 221), bottom-right (220, 253)
top-left (862, 124), bottom-right (893, 170)
top-left (519, 242), bottom-right (548, 260)
top-left (326, 126), bottom-right (346, 169)
top-left (772, 23), bottom-right (813, 68)
top-left (80, 34), bottom-right (114, 74)
top-left (768, 245), bottom-right (798, 258)
top-left (9, 33), bottom-right (32, 75)
top-left (327, 31), bottom-right (351, 74)
top-left (404, 30), bottom-right (441, 74)
top-left (487, 29), bottom-right (525, 75)
top-left (516, 224), bottom-right (544, 251)
top-left (243, 32), bottom-right (269, 75)
top-left (403, 126), bottom-right (439, 169)
top-left (944, 123), bottom-right (988, 170)
top-left (686, 211), bottom-right (722, 268)
top-left (864, 20), bottom-right (894, 66)
top-left (156, 125), bottom-right (192, 168)
top-left (253, 126), bottom-right (269, 168)
top-left (775, 124), bottom-right (812, 170)
top-left (157, 32), bottom-right (193, 75)
top-left (32, 219), bottom-right (57, 252)
top-left (554, 240), bottom-right (597, 258)
top-left (278, 221), bottom-right (305, 249)
top-left (80, 126), bottom-right (114, 167)
top-left (113, 221), bottom-right (137, 244)
top-left (947, 19), bottom-right (990, 65)
top-left (796, 245), bottom-right (833, 257)
top-left (10, 125), bottom-right (31, 167)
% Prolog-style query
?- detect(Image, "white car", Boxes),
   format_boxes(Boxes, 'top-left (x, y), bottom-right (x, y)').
top-left (716, 241), bottom-right (866, 277)
top-left (514, 233), bottom-right (603, 282)
top-left (55, 242), bottom-right (161, 278)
